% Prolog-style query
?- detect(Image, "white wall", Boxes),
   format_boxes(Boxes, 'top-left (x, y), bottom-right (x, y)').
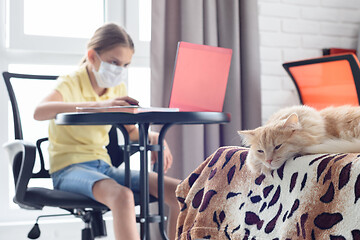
top-left (258, 0), bottom-right (360, 123)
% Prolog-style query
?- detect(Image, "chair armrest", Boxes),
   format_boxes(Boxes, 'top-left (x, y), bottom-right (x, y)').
top-left (34, 137), bottom-right (50, 178)
top-left (3, 140), bottom-right (37, 207)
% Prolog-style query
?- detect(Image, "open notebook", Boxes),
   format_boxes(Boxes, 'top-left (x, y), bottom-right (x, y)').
top-left (77, 41), bottom-right (232, 113)
top-left (76, 105), bottom-right (178, 113)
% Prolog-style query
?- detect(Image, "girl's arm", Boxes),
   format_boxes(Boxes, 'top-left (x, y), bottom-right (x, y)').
top-left (34, 90), bottom-right (139, 121)
top-left (125, 125), bottom-right (140, 142)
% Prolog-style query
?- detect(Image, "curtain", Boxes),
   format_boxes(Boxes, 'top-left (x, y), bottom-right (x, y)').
top-left (151, 0), bottom-right (261, 180)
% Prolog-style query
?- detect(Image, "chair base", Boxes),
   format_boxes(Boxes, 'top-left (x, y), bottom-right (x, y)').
top-left (90, 211), bottom-right (107, 238)
top-left (27, 209), bottom-right (107, 240)
top-left (82, 228), bottom-right (94, 240)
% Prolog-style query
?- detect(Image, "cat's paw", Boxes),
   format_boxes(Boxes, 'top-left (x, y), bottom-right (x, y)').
top-left (246, 160), bottom-right (262, 174)
top-left (260, 165), bottom-right (273, 175)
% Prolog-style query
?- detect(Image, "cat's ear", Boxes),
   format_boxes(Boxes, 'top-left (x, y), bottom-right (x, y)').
top-left (238, 130), bottom-right (256, 146)
top-left (283, 113), bottom-right (301, 130)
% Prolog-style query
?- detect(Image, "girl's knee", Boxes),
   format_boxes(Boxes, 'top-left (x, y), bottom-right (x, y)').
top-left (115, 186), bottom-right (134, 200)
top-left (107, 186), bottom-right (134, 209)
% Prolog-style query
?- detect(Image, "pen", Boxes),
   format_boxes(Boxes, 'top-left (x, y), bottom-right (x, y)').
top-left (126, 100), bottom-right (139, 106)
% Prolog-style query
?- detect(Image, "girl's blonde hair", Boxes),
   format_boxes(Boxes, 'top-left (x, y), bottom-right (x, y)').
top-left (81, 23), bottom-right (134, 64)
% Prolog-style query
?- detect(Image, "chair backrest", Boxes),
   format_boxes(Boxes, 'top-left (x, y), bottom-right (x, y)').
top-left (3, 72), bottom-right (59, 179)
top-left (3, 72), bottom-right (124, 178)
top-left (282, 53), bottom-right (360, 110)
top-left (3, 72), bottom-right (59, 140)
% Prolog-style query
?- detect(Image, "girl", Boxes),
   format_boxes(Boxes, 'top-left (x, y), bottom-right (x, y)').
top-left (34, 23), bottom-right (180, 240)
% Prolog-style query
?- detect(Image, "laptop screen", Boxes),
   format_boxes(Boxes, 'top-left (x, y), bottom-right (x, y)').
top-left (168, 42), bottom-right (232, 112)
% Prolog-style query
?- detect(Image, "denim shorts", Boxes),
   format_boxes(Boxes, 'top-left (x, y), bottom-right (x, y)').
top-left (51, 160), bottom-right (140, 200)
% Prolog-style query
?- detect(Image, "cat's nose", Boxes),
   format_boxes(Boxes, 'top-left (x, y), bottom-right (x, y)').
top-left (266, 159), bottom-right (273, 164)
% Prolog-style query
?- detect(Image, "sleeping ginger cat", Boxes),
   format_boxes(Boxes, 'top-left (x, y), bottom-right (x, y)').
top-left (238, 105), bottom-right (360, 173)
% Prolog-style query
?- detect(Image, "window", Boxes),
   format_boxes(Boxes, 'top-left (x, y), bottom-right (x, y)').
top-left (1, 0), bottom-right (152, 224)
top-left (24, 0), bottom-right (104, 38)
top-left (7, 0), bottom-right (104, 53)
top-left (7, 0), bottom-right (151, 56)
top-left (139, 0), bottom-right (151, 42)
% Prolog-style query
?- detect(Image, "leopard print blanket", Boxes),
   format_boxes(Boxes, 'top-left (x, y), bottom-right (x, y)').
top-left (176, 146), bottom-right (360, 240)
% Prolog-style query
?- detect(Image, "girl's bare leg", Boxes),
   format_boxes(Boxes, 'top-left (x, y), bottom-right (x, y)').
top-left (149, 172), bottom-right (181, 240)
top-left (93, 178), bottom-right (140, 240)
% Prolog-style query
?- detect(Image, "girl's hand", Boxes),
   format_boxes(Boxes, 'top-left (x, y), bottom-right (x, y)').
top-left (98, 96), bottom-right (139, 108)
top-left (149, 132), bottom-right (173, 173)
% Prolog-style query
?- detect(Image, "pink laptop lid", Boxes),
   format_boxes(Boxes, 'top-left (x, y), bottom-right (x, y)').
top-left (168, 42), bottom-right (232, 112)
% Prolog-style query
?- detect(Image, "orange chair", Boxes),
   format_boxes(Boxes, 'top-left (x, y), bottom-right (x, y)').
top-left (282, 53), bottom-right (360, 110)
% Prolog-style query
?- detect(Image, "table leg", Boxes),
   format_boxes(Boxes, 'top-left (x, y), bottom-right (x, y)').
top-left (115, 124), bottom-right (131, 189)
top-left (157, 124), bottom-right (173, 240)
top-left (138, 123), bottom-right (150, 239)
top-left (138, 123), bottom-right (173, 240)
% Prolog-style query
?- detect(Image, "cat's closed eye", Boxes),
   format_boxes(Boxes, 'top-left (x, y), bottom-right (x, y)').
top-left (257, 149), bottom-right (264, 153)
top-left (274, 144), bottom-right (282, 150)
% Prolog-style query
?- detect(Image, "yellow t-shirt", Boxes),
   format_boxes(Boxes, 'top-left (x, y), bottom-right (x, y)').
top-left (48, 66), bottom-right (127, 173)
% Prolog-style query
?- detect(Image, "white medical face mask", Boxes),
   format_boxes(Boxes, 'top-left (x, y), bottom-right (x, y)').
top-left (92, 53), bottom-right (128, 88)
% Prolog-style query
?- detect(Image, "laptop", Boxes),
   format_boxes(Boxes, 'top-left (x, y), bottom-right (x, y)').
top-left (77, 41), bottom-right (232, 113)
top-left (168, 41), bottom-right (232, 112)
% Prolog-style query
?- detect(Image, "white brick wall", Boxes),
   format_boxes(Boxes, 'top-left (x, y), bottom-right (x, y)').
top-left (258, 0), bottom-right (360, 123)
